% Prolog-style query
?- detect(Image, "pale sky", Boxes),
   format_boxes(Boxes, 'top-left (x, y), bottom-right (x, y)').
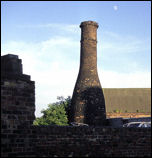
top-left (1, 1), bottom-right (151, 117)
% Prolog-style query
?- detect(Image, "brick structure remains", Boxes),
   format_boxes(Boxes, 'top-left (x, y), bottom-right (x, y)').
top-left (1, 54), bottom-right (35, 129)
top-left (70, 21), bottom-right (106, 125)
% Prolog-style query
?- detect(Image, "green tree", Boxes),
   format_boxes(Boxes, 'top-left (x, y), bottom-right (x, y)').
top-left (33, 96), bottom-right (71, 126)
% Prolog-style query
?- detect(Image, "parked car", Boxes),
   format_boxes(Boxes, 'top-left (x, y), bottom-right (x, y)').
top-left (123, 122), bottom-right (151, 128)
top-left (70, 122), bottom-right (89, 126)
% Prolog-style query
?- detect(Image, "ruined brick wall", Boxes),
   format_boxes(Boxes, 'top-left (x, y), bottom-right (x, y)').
top-left (1, 54), bottom-right (151, 157)
top-left (1, 54), bottom-right (35, 130)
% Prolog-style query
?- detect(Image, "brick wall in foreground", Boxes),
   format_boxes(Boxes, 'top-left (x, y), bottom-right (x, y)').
top-left (1, 126), bottom-right (151, 157)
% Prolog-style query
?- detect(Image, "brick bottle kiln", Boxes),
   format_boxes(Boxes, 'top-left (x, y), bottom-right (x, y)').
top-left (70, 21), bottom-right (106, 125)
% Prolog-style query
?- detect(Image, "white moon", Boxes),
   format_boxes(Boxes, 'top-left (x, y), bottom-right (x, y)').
top-left (113, 5), bottom-right (118, 11)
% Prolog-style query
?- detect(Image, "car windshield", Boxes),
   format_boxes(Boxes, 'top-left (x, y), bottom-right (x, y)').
top-left (146, 123), bottom-right (151, 127)
top-left (141, 124), bottom-right (146, 127)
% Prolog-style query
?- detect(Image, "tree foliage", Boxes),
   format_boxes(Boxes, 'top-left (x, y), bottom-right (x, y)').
top-left (33, 96), bottom-right (71, 126)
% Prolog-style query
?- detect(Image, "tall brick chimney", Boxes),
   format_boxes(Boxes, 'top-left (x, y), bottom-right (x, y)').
top-left (69, 21), bottom-right (106, 126)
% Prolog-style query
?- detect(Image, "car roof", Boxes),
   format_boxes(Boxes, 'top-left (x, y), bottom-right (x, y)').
top-left (125, 122), bottom-right (151, 124)
top-left (125, 122), bottom-right (146, 124)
